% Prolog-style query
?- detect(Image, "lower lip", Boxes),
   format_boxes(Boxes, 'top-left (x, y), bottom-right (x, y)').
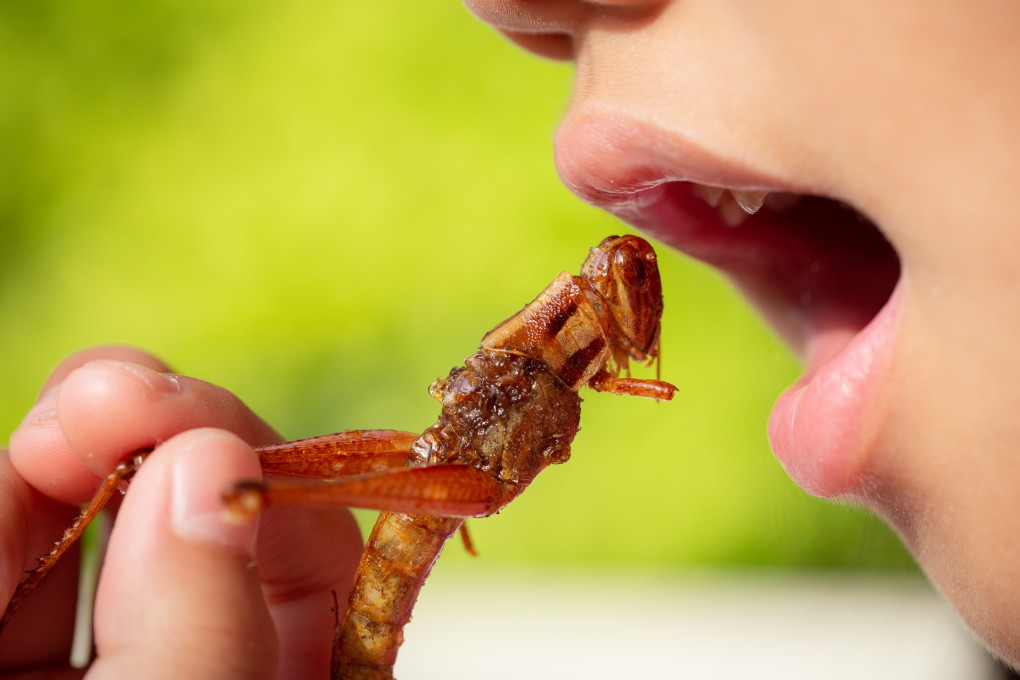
top-left (766, 284), bottom-right (902, 498)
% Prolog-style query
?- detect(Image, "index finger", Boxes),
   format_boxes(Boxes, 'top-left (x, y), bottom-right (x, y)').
top-left (11, 349), bottom-right (282, 505)
top-left (9, 346), bottom-right (173, 504)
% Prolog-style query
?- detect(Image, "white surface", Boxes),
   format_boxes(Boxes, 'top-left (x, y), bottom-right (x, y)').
top-left (395, 568), bottom-right (994, 679)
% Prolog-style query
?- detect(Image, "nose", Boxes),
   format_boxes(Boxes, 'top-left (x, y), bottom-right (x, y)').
top-left (462, 0), bottom-right (585, 60)
top-left (462, 0), bottom-right (663, 61)
top-left (463, 0), bottom-right (581, 34)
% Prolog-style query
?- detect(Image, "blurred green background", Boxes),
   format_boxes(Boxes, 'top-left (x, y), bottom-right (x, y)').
top-left (0, 2), bottom-right (913, 570)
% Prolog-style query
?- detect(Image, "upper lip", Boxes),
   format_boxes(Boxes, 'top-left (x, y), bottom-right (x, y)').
top-left (553, 106), bottom-right (901, 372)
top-left (553, 107), bottom-right (804, 206)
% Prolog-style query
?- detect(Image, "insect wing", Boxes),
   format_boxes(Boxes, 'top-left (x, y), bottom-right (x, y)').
top-left (255, 429), bottom-right (418, 478)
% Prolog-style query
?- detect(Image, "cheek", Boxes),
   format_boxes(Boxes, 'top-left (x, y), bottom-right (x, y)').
top-left (856, 282), bottom-right (1020, 666)
top-left (870, 454), bottom-right (1020, 669)
top-left (861, 276), bottom-right (1020, 513)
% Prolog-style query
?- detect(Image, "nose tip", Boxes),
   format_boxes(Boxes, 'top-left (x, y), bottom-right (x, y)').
top-left (462, 0), bottom-right (583, 61)
top-left (463, 0), bottom-right (662, 62)
top-left (462, 0), bottom-right (582, 35)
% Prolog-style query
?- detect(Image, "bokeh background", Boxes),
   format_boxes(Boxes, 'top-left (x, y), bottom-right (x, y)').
top-left (6, 3), bottom-right (992, 677)
top-left (0, 0), bottom-right (911, 569)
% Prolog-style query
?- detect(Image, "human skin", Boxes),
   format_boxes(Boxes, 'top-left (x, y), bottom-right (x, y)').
top-left (465, 0), bottom-right (1020, 668)
top-left (1, 346), bottom-right (363, 679)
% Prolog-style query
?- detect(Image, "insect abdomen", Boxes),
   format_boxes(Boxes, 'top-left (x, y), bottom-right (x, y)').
top-left (338, 512), bottom-right (462, 678)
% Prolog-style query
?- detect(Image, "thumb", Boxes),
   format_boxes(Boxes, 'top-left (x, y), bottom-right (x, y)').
top-left (88, 429), bottom-right (277, 679)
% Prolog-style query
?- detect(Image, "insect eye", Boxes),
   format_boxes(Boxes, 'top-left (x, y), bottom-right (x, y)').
top-left (615, 248), bottom-right (646, 287)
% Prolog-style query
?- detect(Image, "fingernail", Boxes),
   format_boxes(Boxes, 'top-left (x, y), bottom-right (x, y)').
top-left (171, 432), bottom-right (259, 559)
top-left (85, 359), bottom-right (181, 394)
top-left (19, 384), bottom-right (61, 428)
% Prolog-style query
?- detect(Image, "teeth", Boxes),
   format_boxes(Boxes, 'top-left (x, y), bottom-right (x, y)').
top-left (717, 192), bottom-right (751, 227)
top-left (691, 184), bottom-right (725, 208)
top-left (691, 183), bottom-right (788, 226)
top-left (731, 190), bottom-right (768, 215)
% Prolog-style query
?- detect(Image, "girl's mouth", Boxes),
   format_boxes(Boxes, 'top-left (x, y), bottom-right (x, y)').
top-left (555, 111), bottom-right (902, 497)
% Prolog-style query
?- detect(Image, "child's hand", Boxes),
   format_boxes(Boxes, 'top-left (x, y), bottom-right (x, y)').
top-left (0, 346), bottom-right (363, 679)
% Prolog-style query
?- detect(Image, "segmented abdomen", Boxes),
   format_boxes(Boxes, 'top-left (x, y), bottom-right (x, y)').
top-left (336, 345), bottom-right (582, 679)
top-left (336, 512), bottom-right (462, 679)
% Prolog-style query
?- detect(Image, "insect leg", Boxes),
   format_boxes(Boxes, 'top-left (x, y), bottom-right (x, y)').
top-left (0, 450), bottom-right (150, 634)
top-left (223, 464), bottom-right (505, 522)
top-left (458, 523), bottom-right (478, 557)
top-left (587, 371), bottom-right (678, 400)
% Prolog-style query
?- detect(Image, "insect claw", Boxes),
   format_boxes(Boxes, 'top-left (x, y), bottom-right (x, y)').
top-left (458, 524), bottom-right (478, 557)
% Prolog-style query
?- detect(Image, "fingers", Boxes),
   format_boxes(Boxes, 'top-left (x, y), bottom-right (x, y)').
top-left (37, 345), bottom-right (172, 396)
top-left (89, 429), bottom-right (277, 680)
top-left (0, 451), bottom-right (81, 669)
top-left (57, 359), bottom-right (282, 470)
top-left (90, 428), bottom-right (364, 680)
top-left (256, 505), bottom-right (362, 679)
top-left (7, 347), bottom-right (365, 678)
top-left (10, 346), bottom-right (282, 505)
top-left (0, 347), bottom-right (160, 667)
top-left (8, 346), bottom-right (170, 504)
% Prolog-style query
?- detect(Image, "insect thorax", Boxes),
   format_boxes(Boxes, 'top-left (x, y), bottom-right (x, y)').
top-left (480, 272), bottom-right (611, 391)
top-left (410, 350), bottom-right (581, 488)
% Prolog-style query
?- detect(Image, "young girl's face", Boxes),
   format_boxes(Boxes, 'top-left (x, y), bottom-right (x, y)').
top-left (467, 0), bottom-right (1020, 666)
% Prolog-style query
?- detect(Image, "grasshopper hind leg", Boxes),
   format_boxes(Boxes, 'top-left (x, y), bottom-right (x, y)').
top-left (0, 450), bottom-right (151, 633)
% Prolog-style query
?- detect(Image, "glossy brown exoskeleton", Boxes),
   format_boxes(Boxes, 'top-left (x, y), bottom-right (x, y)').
top-left (225, 235), bottom-right (676, 678)
top-left (1, 236), bottom-right (677, 680)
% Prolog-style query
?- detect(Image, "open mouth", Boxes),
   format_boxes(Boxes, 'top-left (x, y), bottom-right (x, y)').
top-left (555, 113), bottom-right (902, 497)
top-left (618, 184), bottom-right (901, 372)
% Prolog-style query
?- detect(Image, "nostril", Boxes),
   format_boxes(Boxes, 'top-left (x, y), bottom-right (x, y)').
top-left (462, 0), bottom-right (583, 35)
top-left (586, 0), bottom-right (663, 6)
top-left (501, 31), bottom-right (575, 61)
